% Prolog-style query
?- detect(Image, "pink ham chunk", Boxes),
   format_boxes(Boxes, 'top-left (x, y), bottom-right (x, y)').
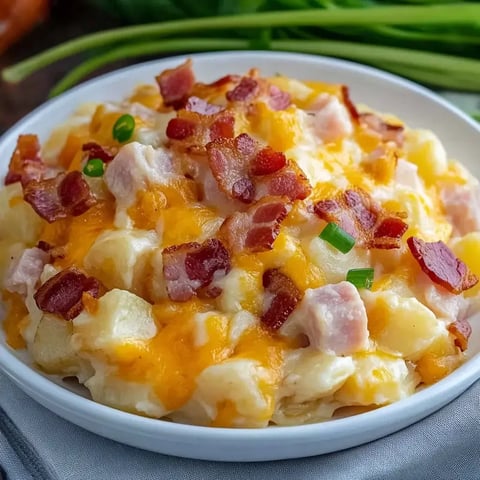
top-left (440, 183), bottom-right (480, 236)
top-left (308, 94), bottom-right (353, 144)
top-left (281, 281), bottom-right (369, 355)
top-left (4, 247), bottom-right (50, 296)
top-left (104, 142), bottom-right (178, 210)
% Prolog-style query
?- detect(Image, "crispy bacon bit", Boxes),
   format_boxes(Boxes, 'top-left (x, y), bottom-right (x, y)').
top-left (185, 96), bottom-right (223, 115)
top-left (220, 196), bottom-right (291, 253)
top-left (209, 115), bottom-right (235, 141)
top-left (207, 134), bottom-right (258, 204)
top-left (162, 238), bottom-right (231, 302)
top-left (5, 134), bottom-right (46, 186)
top-left (258, 166), bottom-right (311, 201)
top-left (313, 188), bottom-right (408, 249)
top-left (23, 171), bottom-right (96, 223)
top-left (156, 59), bottom-right (195, 109)
top-left (207, 134), bottom-right (311, 204)
top-left (250, 147), bottom-right (287, 176)
top-left (448, 319), bottom-right (472, 351)
top-left (407, 237), bottom-right (478, 294)
top-left (226, 77), bottom-right (259, 102)
top-left (167, 110), bottom-right (235, 152)
top-left (166, 118), bottom-right (196, 140)
top-left (82, 142), bottom-right (115, 163)
top-left (261, 269), bottom-right (302, 330)
top-left (34, 268), bottom-right (105, 320)
top-left (226, 76), bottom-right (290, 110)
top-left (341, 85), bottom-right (360, 121)
top-left (360, 113), bottom-right (404, 147)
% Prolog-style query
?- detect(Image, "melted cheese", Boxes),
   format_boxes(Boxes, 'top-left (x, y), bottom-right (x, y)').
top-left (2, 291), bottom-right (28, 349)
top-left (40, 200), bottom-right (115, 269)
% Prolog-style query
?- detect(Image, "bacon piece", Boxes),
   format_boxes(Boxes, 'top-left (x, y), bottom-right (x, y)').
top-left (220, 196), bottom-right (291, 253)
top-left (257, 164), bottom-right (312, 201)
top-left (162, 238), bottom-right (231, 302)
top-left (313, 188), bottom-right (408, 249)
top-left (34, 268), bottom-right (105, 320)
top-left (4, 247), bottom-right (50, 297)
top-left (156, 59), bottom-right (195, 109)
top-left (341, 85), bottom-right (360, 121)
top-left (166, 110), bottom-right (235, 152)
top-left (360, 113), bottom-right (404, 147)
top-left (407, 237), bottom-right (478, 294)
top-left (207, 134), bottom-right (311, 204)
top-left (250, 147), bottom-right (287, 176)
top-left (226, 77), bottom-right (259, 103)
top-left (261, 269), bottom-right (302, 330)
top-left (166, 118), bottom-right (196, 140)
top-left (185, 96), bottom-right (223, 115)
top-left (207, 134), bottom-right (257, 204)
top-left (82, 142), bottom-right (116, 163)
top-left (282, 282), bottom-right (369, 355)
top-left (23, 171), bottom-right (96, 223)
top-left (448, 319), bottom-right (471, 351)
top-left (226, 76), bottom-right (291, 111)
top-left (5, 134), bottom-right (46, 186)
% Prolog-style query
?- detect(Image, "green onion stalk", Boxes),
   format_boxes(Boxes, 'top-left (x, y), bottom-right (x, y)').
top-left (2, 3), bottom-right (480, 95)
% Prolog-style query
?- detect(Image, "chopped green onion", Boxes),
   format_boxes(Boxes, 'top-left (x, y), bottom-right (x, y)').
top-left (346, 268), bottom-right (374, 290)
top-left (319, 222), bottom-right (355, 254)
top-left (112, 114), bottom-right (135, 143)
top-left (83, 158), bottom-right (105, 177)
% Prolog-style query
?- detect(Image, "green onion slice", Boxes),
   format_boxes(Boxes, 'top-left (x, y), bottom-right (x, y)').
top-left (319, 222), bottom-right (355, 254)
top-left (112, 113), bottom-right (135, 143)
top-left (83, 158), bottom-right (105, 177)
top-left (346, 268), bottom-right (374, 290)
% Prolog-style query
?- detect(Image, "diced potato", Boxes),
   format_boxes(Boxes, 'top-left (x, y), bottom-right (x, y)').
top-left (278, 348), bottom-right (354, 404)
top-left (362, 291), bottom-right (444, 361)
top-left (306, 237), bottom-right (370, 284)
top-left (72, 289), bottom-right (156, 355)
top-left (392, 186), bottom-right (451, 242)
top-left (175, 359), bottom-right (274, 427)
top-left (272, 398), bottom-right (339, 426)
top-left (85, 366), bottom-right (167, 418)
top-left (32, 314), bottom-right (92, 378)
top-left (217, 267), bottom-right (262, 315)
top-left (335, 352), bottom-right (419, 406)
top-left (83, 229), bottom-right (158, 293)
top-left (0, 183), bottom-right (44, 244)
top-left (451, 232), bottom-right (480, 297)
top-left (405, 129), bottom-right (448, 182)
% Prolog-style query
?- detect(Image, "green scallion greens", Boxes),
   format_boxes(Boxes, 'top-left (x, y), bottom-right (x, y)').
top-left (2, 2), bottom-right (480, 96)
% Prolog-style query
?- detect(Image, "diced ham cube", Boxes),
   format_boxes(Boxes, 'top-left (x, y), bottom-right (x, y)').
top-left (440, 183), bottom-right (480, 236)
top-left (104, 142), bottom-right (177, 210)
top-left (281, 281), bottom-right (369, 355)
top-left (308, 94), bottom-right (353, 144)
top-left (4, 247), bottom-right (50, 296)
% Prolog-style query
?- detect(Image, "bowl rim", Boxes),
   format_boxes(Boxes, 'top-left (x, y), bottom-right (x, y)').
top-left (1, 50), bottom-right (479, 442)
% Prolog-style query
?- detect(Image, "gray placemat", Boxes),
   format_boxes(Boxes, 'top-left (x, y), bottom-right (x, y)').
top-left (1, 371), bottom-right (479, 480)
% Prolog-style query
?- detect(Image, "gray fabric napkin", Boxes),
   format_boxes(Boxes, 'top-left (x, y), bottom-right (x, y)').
top-left (0, 370), bottom-right (479, 480)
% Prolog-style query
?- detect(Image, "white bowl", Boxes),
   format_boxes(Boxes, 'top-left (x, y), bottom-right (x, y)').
top-left (1, 51), bottom-right (479, 462)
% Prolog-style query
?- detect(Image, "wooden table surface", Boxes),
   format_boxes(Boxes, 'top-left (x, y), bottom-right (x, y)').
top-left (0, 1), bottom-right (124, 134)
